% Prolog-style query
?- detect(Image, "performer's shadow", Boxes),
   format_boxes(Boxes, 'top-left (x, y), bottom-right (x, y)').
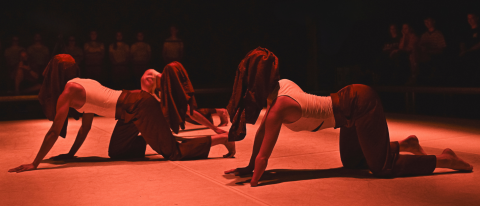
top-left (38, 154), bottom-right (166, 170)
top-left (225, 167), bottom-right (470, 187)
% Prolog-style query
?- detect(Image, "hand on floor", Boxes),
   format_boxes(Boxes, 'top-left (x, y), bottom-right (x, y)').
top-left (224, 166), bottom-right (254, 176)
top-left (8, 163), bottom-right (36, 173)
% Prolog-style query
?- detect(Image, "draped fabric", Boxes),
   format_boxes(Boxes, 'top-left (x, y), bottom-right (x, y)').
top-left (226, 47), bottom-right (280, 141)
top-left (38, 54), bottom-right (80, 138)
top-left (160, 61), bottom-right (197, 134)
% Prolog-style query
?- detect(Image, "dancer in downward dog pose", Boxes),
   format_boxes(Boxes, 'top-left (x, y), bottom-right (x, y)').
top-left (225, 47), bottom-right (473, 186)
top-left (9, 54), bottom-right (235, 173)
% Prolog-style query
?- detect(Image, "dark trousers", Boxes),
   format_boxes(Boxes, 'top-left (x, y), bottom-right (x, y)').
top-left (331, 84), bottom-right (436, 177)
top-left (108, 119), bottom-right (146, 159)
top-left (110, 90), bottom-right (211, 160)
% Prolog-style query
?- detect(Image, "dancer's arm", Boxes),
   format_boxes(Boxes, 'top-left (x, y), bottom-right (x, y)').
top-left (53, 113), bottom-right (94, 160)
top-left (225, 96), bottom-right (301, 186)
top-left (8, 91), bottom-right (72, 172)
top-left (187, 105), bottom-right (227, 134)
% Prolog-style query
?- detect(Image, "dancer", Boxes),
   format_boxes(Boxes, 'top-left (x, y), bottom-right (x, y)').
top-left (224, 47), bottom-right (473, 186)
top-left (108, 63), bottom-right (227, 159)
top-left (139, 67), bottom-right (228, 133)
top-left (8, 54), bottom-right (235, 173)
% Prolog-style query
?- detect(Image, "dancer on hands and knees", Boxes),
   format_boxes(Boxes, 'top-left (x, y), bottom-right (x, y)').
top-left (140, 66), bottom-right (228, 134)
top-left (8, 55), bottom-right (235, 173)
top-left (224, 47), bottom-right (473, 187)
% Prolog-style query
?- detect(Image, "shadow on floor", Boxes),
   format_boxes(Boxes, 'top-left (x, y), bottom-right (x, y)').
top-left (36, 155), bottom-right (167, 171)
top-left (225, 167), bottom-right (471, 187)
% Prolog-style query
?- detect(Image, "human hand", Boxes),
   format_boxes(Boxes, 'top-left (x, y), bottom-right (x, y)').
top-left (224, 166), bottom-right (254, 176)
top-left (50, 153), bottom-right (75, 161)
top-left (8, 164), bottom-right (36, 173)
top-left (214, 128), bottom-right (227, 134)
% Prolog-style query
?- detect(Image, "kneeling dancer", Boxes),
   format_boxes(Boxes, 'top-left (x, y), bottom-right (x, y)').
top-left (9, 54), bottom-right (235, 173)
top-left (225, 47), bottom-right (473, 186)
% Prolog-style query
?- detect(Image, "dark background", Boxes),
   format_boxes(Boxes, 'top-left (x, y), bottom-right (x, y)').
top-left (1, 0), bottom-right (479, 119)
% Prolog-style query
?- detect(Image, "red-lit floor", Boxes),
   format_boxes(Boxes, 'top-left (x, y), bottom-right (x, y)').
top-left (2, 110), bottom-right (479, 205)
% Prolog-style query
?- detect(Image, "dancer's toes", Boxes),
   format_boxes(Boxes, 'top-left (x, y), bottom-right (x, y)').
top-left (442, 148), bottom-right (473, 171)
top-left (401, 135), bottom-right (427, 155)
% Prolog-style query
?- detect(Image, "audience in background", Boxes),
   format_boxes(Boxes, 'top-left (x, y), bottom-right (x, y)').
top-left (418, 17), bottom-right (446, 84)
top-left (130, 31), bottom-right (151, 86)
top-left (84, 30), bottom-right (105, 81)
top-left (163, 25), bottom-right (184, 64)
top-left (27, 33), bottom-right (50, 77)
top-left (64, 36), bottom-right (84, 67)
top-left (459, 13), bottom-right (480, 86)
top-left (13, 50), bottom-right (41, 94)
top-left (390, 23), bottom-right (419, 85)
top-left (4, 13), bottom-right (480, 96)
top-left (5, 36), bottom-right (25, 76)
top-left (109, 31), bottom-right (131, 89)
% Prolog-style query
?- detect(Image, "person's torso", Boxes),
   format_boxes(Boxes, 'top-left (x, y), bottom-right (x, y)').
top-left (109, 42), bottom-right (130, 63)
top-left (68, 78), bottom-right (122, 117)
top-left (277, 79), bottom-right (335, 132)
top-left (131, 42), bottom-right (151, 62)
top-left (27, 44), bottom-right (49, 65)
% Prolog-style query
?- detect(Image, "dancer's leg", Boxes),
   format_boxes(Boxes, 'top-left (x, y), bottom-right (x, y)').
top-left (108, 119), bottom-right (147, 159)
top-left (339, 125), bottom-right (368, 169)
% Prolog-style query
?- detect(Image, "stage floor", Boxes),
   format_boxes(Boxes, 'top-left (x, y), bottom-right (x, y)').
top-left (2, 110), bottom-right (480, 206)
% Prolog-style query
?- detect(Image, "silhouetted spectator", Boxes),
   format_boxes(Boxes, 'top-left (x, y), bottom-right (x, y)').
top-left (27, 33), bottom-right (50, 75)
top-left (383, 24), bottom-right (401, 54)
top-left (13, 50), bottom-right (41, 94)
top-left (4, 36), bottom-right (25, 82)
top-left (109, 31), bottom-right (130, 88)
top-left (375, 24), bottom-right (402, 85)
top-left (130, 32), bottom-right (151, 84)
top-left (391, 23), bottom-right (419, 85)
top-left (459, 13), bottom-right (480, 86)
top-left (163, 25), bottom-right (184, 64)
top-left (84, 30), bottom-right (105, 81)
top-left (64, 36), bottom-right (84, 66)
top-left (418, 17), bottom-right (446, 84)
top-left (460, 13), bottom-right (480, 57)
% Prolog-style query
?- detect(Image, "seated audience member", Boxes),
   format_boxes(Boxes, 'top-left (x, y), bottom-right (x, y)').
top-left (459, 13), bottom-right (480, 86)
top-left (109, 31), bottom-right (131, 89)
top-left (27, 33), bottom-right (50, 77)
top-left (163, 25), bottom-right (184, 64)
top-left (84, 30), bottom-right (105, 81)
top-left (418, 17), bottom-right (446, 84)
top-left (391, 23), bottom-right (419, 85)
top-left (12, 50), bottom-right (41, 94)
top-left (130, 32), bottom-right (152, 85)
top-left (4, 36), bottom-right (25, 91)
top-left (65, 36), bottom-right (84, 66)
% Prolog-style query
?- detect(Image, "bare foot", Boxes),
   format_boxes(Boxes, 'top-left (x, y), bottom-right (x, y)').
top-left (437, 148), bottom-right (473, 171)
top-left (399, 135), bottom-right (427, 155)
top-left (217, 109), bottom-right (229, 127)
top-left (223, 140), bottom-right (236, 158)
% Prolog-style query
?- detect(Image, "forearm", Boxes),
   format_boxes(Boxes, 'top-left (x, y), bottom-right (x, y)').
top-left (32, 131), bottom-right (59, 167)
top-left (189, 110), bottom-right (217, 131)
top-left (67, 128), bottom-right (89, 156)
top-left (248, 124), bottom-right (266, 167)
